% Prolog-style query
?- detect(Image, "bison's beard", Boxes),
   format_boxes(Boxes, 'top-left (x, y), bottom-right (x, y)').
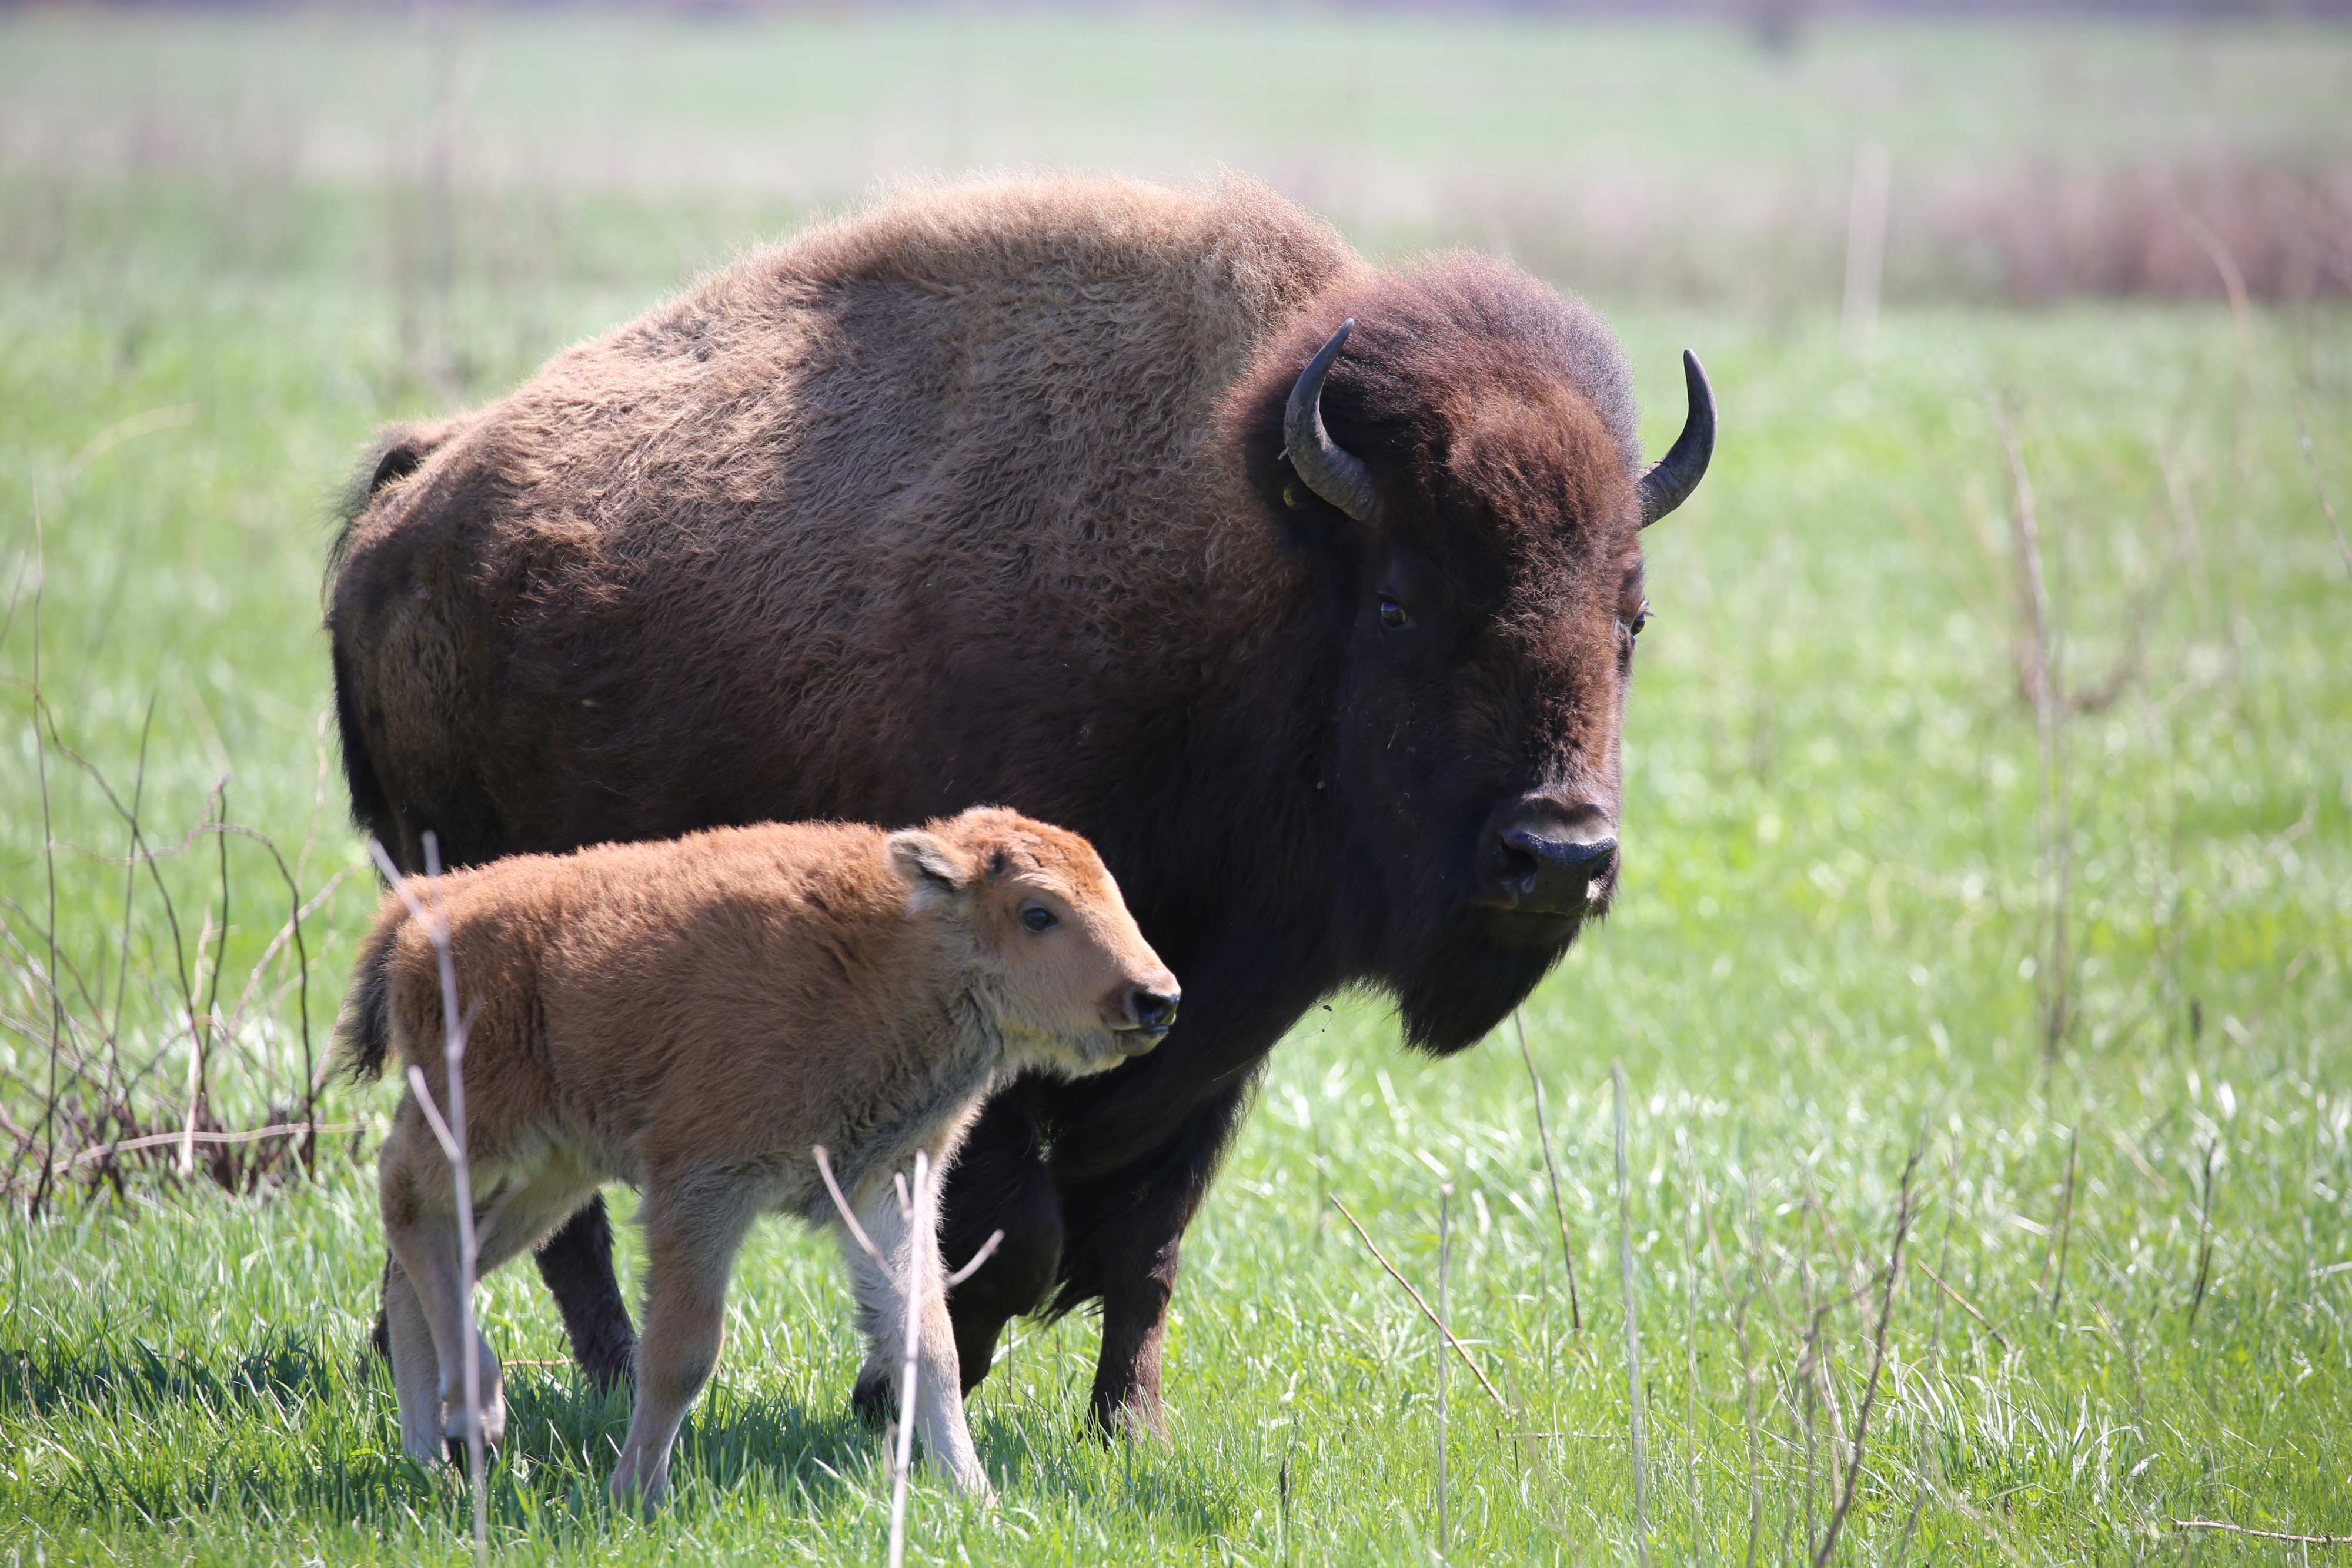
top-left (1392, 912), bottom-right (1583, 1055)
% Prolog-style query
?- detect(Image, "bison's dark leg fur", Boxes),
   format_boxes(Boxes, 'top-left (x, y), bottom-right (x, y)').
top-left (1057, 1076), bottom-right (1253, 1439)
top-left (943, 1097), bottom-right (1065, 1392)
top-left (533, 1197), bottom-right (638, 1390)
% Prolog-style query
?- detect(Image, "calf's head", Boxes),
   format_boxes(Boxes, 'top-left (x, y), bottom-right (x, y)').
top-left (1237, 258), bottom-right (1713, 1055)
top-left (889, 806), bottom-right (1179, 1076)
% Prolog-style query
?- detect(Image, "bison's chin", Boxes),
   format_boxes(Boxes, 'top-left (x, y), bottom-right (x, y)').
top-left (1394, 914), bottom-right (1583, 1056)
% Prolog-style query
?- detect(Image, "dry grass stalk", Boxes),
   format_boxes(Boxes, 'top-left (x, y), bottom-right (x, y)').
top-left (1327, 1196), bottom-right (1509, 1413)
top-left (1436, 1182), bottom-right (1451, 1559)
top-left (1912, 1260), bottom-right (2010, 1353)
top-left (2044, 1126), bottom-right (2079, 1317)
top-left (1992, 399), bottom-right (2073, 1062)
top-left (2291, 389), bottom-right (2352, 579)
top-left (1892, 1146), bottom-right (1961, 1568)
top-left (28, 496), bottom-right (64, 1221)
top-left (2170, 1519), bottom-right (2352, 1546)
top-left (1812, 1147), bottom-right (1921, 1567)
top-left (1514, 1011), bottom-right (1582, 1332)
top-left (1612, 1062), bottom-right (1651, 1568)
top-left (2187, 1140), bottom-right (2220, 1329)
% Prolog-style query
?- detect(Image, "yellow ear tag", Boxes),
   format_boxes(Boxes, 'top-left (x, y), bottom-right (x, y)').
top-left (1282, 483), bottom-right (1302, 510)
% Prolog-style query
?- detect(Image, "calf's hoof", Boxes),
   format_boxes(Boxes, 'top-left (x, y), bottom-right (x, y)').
top-left (608, 1458), bottom-right (670, 1514)
top-left (440, 1396), bottom-right (507, 1460)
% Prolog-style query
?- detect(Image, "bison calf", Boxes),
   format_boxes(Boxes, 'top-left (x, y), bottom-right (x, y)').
top-left (339, 807), bottom-right (1178, 1504)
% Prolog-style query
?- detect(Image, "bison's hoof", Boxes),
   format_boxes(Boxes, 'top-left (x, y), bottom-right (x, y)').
top-left (851, 1368), bottom-right (896, 1431)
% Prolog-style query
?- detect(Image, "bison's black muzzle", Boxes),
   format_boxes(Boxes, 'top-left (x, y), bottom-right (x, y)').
top-left (1478, 799), bottom-right (1617, 917)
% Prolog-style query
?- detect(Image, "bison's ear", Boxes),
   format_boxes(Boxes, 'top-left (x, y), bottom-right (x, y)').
top-left (888, 829), bottom-right (976, 908)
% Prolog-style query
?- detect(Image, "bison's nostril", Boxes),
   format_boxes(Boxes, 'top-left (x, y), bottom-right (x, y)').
top-left (1494, 839), bottom-right (1542, 897)
top-left (1129, 989), bottom-right (1180, 1031)
top-left (1483, 808), bottom-right (1618, 915)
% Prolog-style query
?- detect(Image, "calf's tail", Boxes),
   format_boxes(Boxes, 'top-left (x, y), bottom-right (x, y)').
top-left (337, 917), bottom-right (402, 1082)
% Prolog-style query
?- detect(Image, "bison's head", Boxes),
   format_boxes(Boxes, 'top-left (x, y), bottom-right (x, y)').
top-left (1237, 258), bottom-right (1712, 1054)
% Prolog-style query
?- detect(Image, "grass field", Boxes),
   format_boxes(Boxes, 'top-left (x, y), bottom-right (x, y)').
top-left (4, 11), bottom-right (2351, 1565)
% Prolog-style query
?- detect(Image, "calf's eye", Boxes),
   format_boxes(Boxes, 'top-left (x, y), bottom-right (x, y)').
top-left (1378, 596), bottom-right (1411, 629)
top-left (1630, 603), bottom-right (1652, 637)
top-left (1020, 903), bottom-right (1058, 934)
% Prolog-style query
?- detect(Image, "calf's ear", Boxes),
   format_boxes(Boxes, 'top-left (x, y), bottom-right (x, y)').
top-left (888, 830), bottom-right (975, 907)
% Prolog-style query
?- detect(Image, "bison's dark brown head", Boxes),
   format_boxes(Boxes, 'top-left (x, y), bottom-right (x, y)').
top-left (1236, 257), bottom-right (1713, 1054)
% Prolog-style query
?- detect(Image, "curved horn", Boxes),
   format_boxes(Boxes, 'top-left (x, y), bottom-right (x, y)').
top-left (1638, 349), bottom-right (1716, 527)
top-left (1283, 319), bottom-right (1379, 522)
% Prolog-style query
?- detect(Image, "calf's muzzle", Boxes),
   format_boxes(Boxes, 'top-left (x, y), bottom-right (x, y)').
top-left (1111, 980), bottom-right (1181, 1052)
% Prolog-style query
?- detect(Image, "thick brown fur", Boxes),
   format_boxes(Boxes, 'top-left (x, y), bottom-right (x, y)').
top-left (350, 805), bottom-right (1174, 1505)
top-left (326, 174), bottom-right (1695, 1435)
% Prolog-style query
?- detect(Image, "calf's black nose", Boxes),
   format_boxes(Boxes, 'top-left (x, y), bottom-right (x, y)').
top-left (1128, 988), bottom-right (1180, 1031)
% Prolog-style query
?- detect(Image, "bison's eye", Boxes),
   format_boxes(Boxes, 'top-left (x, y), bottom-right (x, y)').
top-left (1020, 902), bottom-right (1058, 934)
top-left (1378, 596), bottom-right (1412, 630)
top-left (1630, 603), bottom-right (1651, 637)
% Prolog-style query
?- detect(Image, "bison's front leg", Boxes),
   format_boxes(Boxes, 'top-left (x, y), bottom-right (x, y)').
top-left (533, 1195), bottom-right (639, 1390)
top-left (1058, 1078), bottom-right (1251, 1439)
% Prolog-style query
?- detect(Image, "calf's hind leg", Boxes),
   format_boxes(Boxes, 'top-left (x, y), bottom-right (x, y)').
top-left (379, 1118), bottom-right (507, 1459)
top-left (382, 1259), bottom-right (450, 1465)
top-left (609, 1175), bottom-right (756, 1510)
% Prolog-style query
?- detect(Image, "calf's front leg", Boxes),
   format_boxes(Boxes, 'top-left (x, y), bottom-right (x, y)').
top-left (839, 1174), bottom-right (990, 1498)
top-left (610, 1175), bottom-right (755, 1510)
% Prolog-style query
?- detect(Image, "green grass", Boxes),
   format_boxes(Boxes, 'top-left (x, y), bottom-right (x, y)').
top-left (4, 10), bottom-right (2352, 1564)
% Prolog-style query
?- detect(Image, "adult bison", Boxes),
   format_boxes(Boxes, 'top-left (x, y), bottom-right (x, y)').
top-left (327, 175), bottom-right (1713, 1436)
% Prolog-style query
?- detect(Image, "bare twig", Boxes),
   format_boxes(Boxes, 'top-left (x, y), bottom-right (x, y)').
top-left (48, 1121), bottom-right (362, 1172)
top-left (1913, 1261), bottom-right (2010, 1353)
top-left (2290, 388), bottom-right (2352, 579)
top-left (1893, 1146), bottom-right (1962, 1568)
top-left (178, 783), bottom-right (235, 1178)
top-left (2045, 1126), bottom-right (2078, 1317)
top-left (1993, 397), bottom-right (2072, 1062)
top-left (1514, 1011), bottom-right (1582, 1332)
top-left (28, 493), bottom-right (64, 1221)
top-left (813, 1144), bottom-right (886, 1268)
top-left (1613, 1062), bottom-right (1651, 1568)
top-left (812, 1144), bottom-right (1000, 1568)
top-left (1328, 1196), bottom-right (1509, 1412)
top-left (1682, 1136), bottom-right (1705, 1568)
top-left (2170, 1519), bottom-right (2352, 1546)
top-left (2187, 1140), bottom-right (2220, 1329)
top-left (375, 833), bottom-right (489, 1568)
top-left (1814, 1148), bottom-right (1922, 1567)
top-left (1436, 1182), bottom-right (1451, 1559)
top-left (96, 696), bottom-right (157, 1112)
top-left (1733, 1178), bottom-right (1766, 1568)
top-left (887, 1151), bottom-right (934, 1568)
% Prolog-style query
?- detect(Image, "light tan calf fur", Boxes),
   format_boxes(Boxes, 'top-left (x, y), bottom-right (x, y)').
top-left (340, 807), bottom-right (1178, 1505)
